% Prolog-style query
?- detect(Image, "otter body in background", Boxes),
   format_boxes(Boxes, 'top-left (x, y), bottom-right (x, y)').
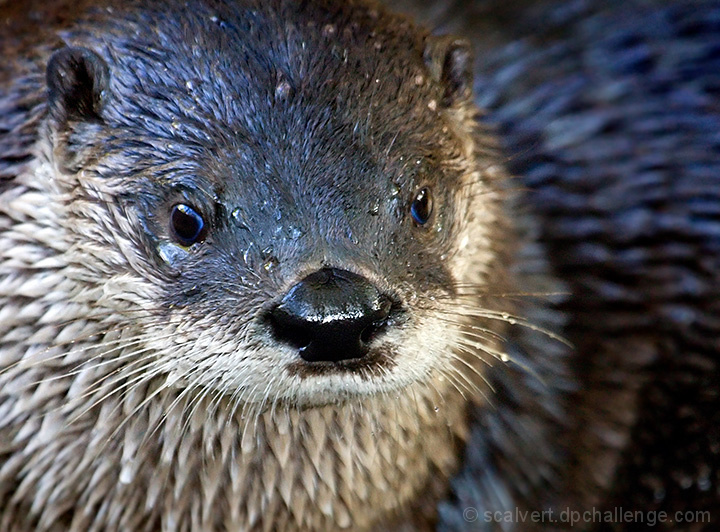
top-left (0, 0), bottom-right (718, 531)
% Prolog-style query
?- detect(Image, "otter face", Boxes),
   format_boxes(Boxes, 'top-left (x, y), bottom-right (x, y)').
top-left (47, 0), bottom-right (505, 409)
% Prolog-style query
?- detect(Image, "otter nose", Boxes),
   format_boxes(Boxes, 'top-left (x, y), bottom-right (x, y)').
top-left (269, 268), bottom-right (392, 363)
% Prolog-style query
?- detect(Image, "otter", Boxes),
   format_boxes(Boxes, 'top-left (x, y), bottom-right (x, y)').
top-left (1, 0), bottom-right (719, 531)
top-left (0, 0), bottom-right (526, 530)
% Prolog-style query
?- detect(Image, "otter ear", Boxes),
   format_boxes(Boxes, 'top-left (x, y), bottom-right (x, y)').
top-left (46, 47), bottom-right (110, 172)
top-left (423, 36), bottom-right (473, 108)
top-left (47, 46), bottom-right (109, 125)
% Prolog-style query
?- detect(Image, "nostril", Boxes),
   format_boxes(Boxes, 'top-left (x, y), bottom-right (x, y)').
top-left (268, 309), bottom-right (312, 350)
top-left (360, 325), bottom-right (374, 345)
top-left (360, 321), bottom-right (383, 345)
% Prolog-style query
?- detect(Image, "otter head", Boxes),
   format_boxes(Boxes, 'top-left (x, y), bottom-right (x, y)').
top-left (44, 0), bottom-right (506, 410)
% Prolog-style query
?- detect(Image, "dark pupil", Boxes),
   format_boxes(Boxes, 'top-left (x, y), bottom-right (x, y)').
top-left (171, 204), bottom-right (205, 245)
top-left (410, 187), bottom-right (433, 225)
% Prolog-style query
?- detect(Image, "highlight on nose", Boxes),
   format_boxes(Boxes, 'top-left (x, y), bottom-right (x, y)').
top-left (268, 268), bottom-right (394, 363)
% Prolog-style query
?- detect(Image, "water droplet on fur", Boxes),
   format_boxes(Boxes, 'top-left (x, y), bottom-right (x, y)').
top-left (368, 199), bottom-right (380, 216)
top-left (414, 74), bottom-right (425, 86)
top-left (289, 226), bottom-right (303, 240)
top-left (500, 354), bottom-right (510, 363)
top-left (264, 256), bottom-right (279, 272)
top-left (428, 99), bottom-right (438, 111)
top-left (231, 208), bottom-right (249, 230)
top-left (389, 184), bottom-right (400, 197)
top-left (434, 406), bottom-right (439, 412)
top-left (184, 285), bottom-right (200, 297)
top-left (275, 80), bottom-right (293, 101)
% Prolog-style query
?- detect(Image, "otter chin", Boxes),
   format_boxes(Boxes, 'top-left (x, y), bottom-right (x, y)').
top-left (0, 0), bottom-right (517, 530)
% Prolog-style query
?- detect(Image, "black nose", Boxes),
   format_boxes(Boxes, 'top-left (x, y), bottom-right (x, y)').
top-left (269, 268), bottom-right (393, 363)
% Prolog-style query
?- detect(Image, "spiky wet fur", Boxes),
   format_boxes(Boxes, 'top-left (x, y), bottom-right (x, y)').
top-left (0, 1), bottom-right (557, 529)
top-left (0, 109), bottom-right (502, 532)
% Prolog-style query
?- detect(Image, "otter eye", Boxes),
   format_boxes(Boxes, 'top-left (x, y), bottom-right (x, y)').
top-left (410, 187), bottom-right (433, 225)
top-left (170, 204), bottom-right (206, 246)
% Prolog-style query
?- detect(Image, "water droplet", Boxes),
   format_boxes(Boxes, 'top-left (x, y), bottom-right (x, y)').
top-left (428, 99), bottom-right (438, 112)
top-left (243, 243), bottom-right (253, 264)
top-left (368, 198), bottom-right (380, 216)
top-left (184, 285), bottom-right (200, 297)
top-left (264, 256), bottom-right (279, 272)
top-left (414, 74), bottom-right (425, 86)
top-left (275, 80), bottom-right (293, 101)
top-left (389, 183), bottom-right (401, 197)
top-left (322, 23), bottom-right (336, 37)
top-left (346, 230), bottom-right (359, 245)
top-left (231, 207), bottom-right (249, 230)
top-left (289, 226), bottom-right (303, 240)
top-left (500, 354), bottom-right (510, 363)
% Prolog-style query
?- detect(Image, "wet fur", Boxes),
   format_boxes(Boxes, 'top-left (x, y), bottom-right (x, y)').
top-left (0, 0), bottom-right (525, 530)
top-left (2, 0), bottom-right (719, 531)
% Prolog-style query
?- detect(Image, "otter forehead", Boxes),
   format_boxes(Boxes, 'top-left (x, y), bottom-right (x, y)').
top-left (71, 0), bottom-right (444, 153)
top-left (62, 0), bottom-right (466, 274)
